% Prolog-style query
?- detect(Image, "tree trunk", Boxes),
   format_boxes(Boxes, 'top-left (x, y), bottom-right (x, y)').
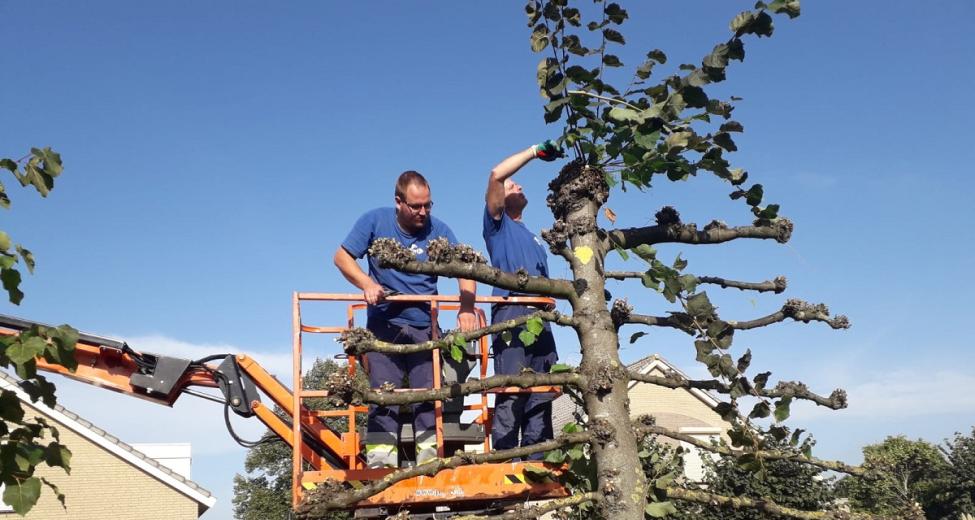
top-left (557, 163), bottom-right (648, 519)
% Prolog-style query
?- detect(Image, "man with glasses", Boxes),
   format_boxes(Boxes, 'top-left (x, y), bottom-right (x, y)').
top-left (334, 170), bottom-right (477, 468)
top-left (482, 141), bottom-right (562, 459)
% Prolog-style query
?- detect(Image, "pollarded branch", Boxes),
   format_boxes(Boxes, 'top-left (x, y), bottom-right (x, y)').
top-left (626, 370), bottom-right (847, 410)
top-left (623, 312), bottom-right (693, 334)
top-left (606, 272), bottom-right (787, 294)
top-left (633, 419), bottom-right (864, 476)
top-left (605, 218), bottom-right (793, 250)
top-left (294, 431), bottom-right (591, 515)
top-left (731, 299), bottom-right (850, 330)
top-left (666, 487), bottom-right (897, 520)
top-left (369, 237), bottom-right (576, 300)
top-left (323, 371), bottom-right (583, 407)
top-left (339, 310), bottom-right (576, 355)
top-left (454, 492), bottom-right (603, 520)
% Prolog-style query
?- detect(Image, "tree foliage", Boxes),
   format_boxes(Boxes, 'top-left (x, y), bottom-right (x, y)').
top-left (837, 431), bottom-right (975, 520)
top-left (0, 148), bottom-right (75, 515)
top-left (297, 2), bottom-right (879, 519)
top-left (673, 436), bottom-right (835, 520)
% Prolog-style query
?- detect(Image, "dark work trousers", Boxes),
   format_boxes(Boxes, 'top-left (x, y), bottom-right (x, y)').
top-left (491, 305), bottom-right (558, 460)
top-left (363, 319), bottom-right (436, 443)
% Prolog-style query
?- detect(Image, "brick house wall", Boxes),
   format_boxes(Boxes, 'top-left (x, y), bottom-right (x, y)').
top-left (12, 404), bottom-right (201, 520)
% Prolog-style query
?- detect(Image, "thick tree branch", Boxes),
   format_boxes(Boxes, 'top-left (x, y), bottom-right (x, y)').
top-left (605, 219), bottom-right (793, 249)
top-left (606, 272), bottom-right (787, 294)
top-left (454, 492), bottom-right (603, 520)
top-left (369, 237), bottom-right (576, 300)
top-left (339, 310), bottom-right (576, 355)
top-left (731, 299), bottom-right (850, 330)
top-left (666, 487), bottom-right (896, 520)
top-left (626, 370), bottom-right (847, 410)
top-left (325, 372), bottom-right (584, 407)
top-left (295, 432), bottom-right (591, 514)
top-left (634, 420), bottom-right (864, 476)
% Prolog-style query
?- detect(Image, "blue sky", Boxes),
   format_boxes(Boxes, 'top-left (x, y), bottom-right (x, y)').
top-left (2, 1), bottom-right (974, 518)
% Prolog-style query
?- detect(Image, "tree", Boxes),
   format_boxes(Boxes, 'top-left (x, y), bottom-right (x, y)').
top-left (838, 431), bottom-right (975, 520)
top-left (296, 2), bottom-right (887, 519)
top-left (938, 428), bottom-right (975, 519)
top-left (233, 358), bottom-right (352, 520)
top-left (0, 148), bottom-right (76, 515)
top-left (673, 436), bottom-right (835, 520)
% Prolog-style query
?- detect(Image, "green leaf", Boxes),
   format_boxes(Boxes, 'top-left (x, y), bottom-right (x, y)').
top-left (713, 132), bottom-right (737, 151)
top-left (694, 340), bottom-right (714, 362)
top-left (769, 0), bottom-right (801, 18)
top-left (525, 316), bottom-right (544, 336)
top-left (682, 86), bottom-right (708, 108)
top-left (15, 246), bottom-right (34, 274)
top-left (0, 232), bottom-right (10, 251)
top-left (1, 267), bottom-right (24, 305)
top-left (0, 159), bottom-right (17, 173)
top-left (736, 349), bottom-right (752, 373)
top-left (3, 476), bottom-right (41, 515)
top-left (633, 130), bottom-right (660, 149)
top-left (602, 28), bottom-right (625, 44)
top-left (720, 120), bottom-right (744, 133)
top-left (522, 465), bottom-right (553, 481)
top-left (449, 343), bottom-right (464, 363)
top-left (685, 292), bottom-right (714, 318)
top-left (608, 106), bottom-right (639, 122)
top-left (530, 23), bottom-right (550, 52)
top-left (647, 49), bottom-right (667, 64)
top-left (774, 396), bottom-right (793, 422)
top-left (518, 329), bottom-right (537, 347)
top-left (602, 54), bottom-right (623, 67)
top-left (6, 336), bottom-right (46, 364)
top-left (631, 244), bottom-right (656, 262)
top-left (665, 131), bottom-right (692, 153)
top-left (44, 442), bottom-right (71, 474)
top-left (645, 500), bottom-right (678, 517)
top-left (753, 371), bottom-right (771, 391)
top-left (613, 247), bottom-right (629, 261)
top-left (748, 402), bottom-right (771, 420)
top-left (604, 3), bottom-right (628, 24)
top-left (543, 449), bottom-right (565, 463)
top-left (744, 184), bottom-right (764, 206)
top-left (549, 363), bottom-right (572, 374)
top-left (39, 477), bottom-right (66, 510)
top-left (0, 390), bottom-right (24, 423)
top-left (629, 331), bottom-right (648, 344)
top-left (562, 422), bottom-right (582, 434)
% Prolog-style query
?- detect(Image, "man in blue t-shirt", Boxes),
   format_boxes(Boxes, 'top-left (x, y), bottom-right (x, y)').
top-left (335, 170), bottom-right (477, 468)
top-left (483, 140), bottom-right (562, 458)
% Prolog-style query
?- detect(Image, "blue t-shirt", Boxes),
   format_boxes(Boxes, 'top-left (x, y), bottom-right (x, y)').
top-left (482, 206), bottom-right (549, 298)
top-left (341, 207), bottom-right (459, 326)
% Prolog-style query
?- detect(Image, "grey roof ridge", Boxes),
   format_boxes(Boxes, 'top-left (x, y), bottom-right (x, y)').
top-left (0, 369), bottom-right (215, 503)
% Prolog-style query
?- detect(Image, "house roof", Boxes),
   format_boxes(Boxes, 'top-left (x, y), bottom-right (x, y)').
top-left (626, 353), bottom-right (722, 409)
top-left (0, 370), bottom-right (217, 514)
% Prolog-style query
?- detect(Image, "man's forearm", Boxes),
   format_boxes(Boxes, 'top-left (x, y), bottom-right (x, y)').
top-left (459, 279), bottom-right (476, 312)
top-left (334, 247), bottom-right (373, 291)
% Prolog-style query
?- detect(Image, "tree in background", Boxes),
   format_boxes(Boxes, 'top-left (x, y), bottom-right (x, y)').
top-left (234, 358), bottom-right (352, 520)
top-left (673, 436), bottom-right (835, 520)
top-left (837, 430), bottom-right (975, 520)
top-left (938, 428), bottom-right (975, 519)
top-left (296, 2), bottom-right (893, 519)
top-left (0, 148), bottom-right (76, 514)
top-left (836, 436), bottom-right (946, 519)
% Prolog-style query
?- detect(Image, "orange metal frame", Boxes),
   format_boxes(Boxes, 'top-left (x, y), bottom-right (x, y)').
top-left (0, 291), bottom-right (570, 515)
top-left (290, 293), bottom-right (569, 511)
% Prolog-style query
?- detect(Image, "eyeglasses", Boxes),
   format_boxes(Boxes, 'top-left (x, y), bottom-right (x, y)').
top-left (397, 198), bottom-right (434, 213)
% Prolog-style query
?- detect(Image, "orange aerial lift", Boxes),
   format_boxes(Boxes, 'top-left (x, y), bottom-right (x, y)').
top-left (0, 292), bottom-right (568, 518)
